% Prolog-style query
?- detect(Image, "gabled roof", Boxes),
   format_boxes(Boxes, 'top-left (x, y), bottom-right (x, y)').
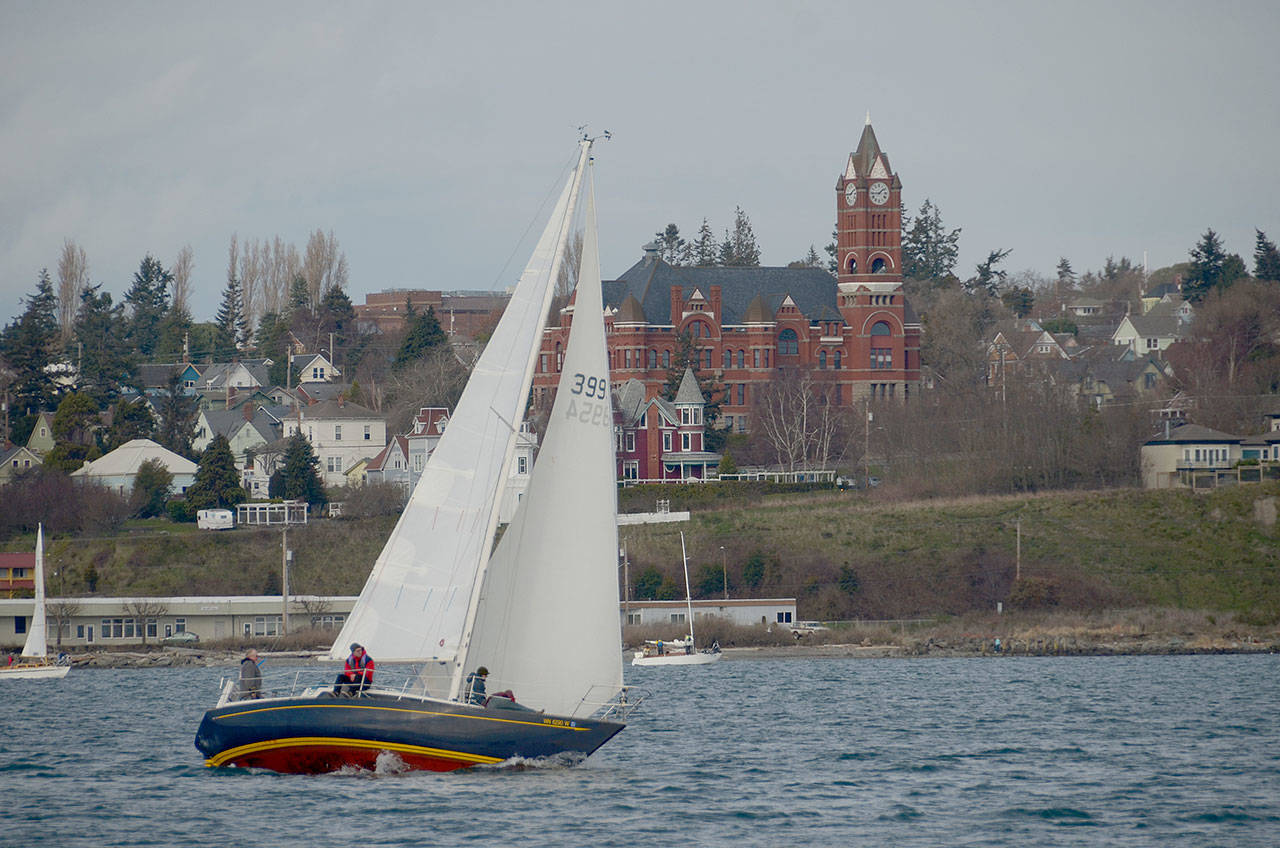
top-left (71, 439), bottom-right (197, 477)
top-left (366, 436), bottom-right (409, 471)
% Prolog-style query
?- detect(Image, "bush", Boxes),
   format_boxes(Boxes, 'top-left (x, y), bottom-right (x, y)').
top-left (1008, 576), bottom-right (1060, 609)
top-left (167, 500), bottom-right (197, 523)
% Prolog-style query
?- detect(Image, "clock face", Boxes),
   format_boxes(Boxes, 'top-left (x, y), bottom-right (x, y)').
top-left (870, 182), bottom-right (890, 205)
top-left (844, 183), bottom-right (857, 206)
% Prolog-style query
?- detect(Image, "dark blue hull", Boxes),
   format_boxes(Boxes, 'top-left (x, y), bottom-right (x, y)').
top-left (195, 691), bottom-right (625, 773)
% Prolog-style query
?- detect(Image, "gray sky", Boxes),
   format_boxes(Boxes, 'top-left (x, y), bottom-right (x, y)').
top-left (3, 0), bottom-right (1277, 325)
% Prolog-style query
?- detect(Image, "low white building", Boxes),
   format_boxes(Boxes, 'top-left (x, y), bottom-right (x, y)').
top-left (0, 595), bottom-right (357, 649)
top-left (70, 439), bottom-right (197, 496)
top-left (620, 598), bottom-right (798, 629)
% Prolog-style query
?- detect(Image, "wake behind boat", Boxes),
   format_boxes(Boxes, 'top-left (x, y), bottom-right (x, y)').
top-left (195, 136), bottom-right (640, 773)
top-left (1, 525), bottom-right (71, 681)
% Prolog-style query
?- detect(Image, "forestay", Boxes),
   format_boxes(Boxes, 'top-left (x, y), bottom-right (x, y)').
top-left (330, 147), bottom-right (589, 669)
top-left (460, 163), bottom-right (624, 716)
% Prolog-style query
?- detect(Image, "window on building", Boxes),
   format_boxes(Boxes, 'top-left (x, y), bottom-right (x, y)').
top-left (736, 350), bottom-right (745, 368)
top-left (724, 415), bottom-right (734, 430)
top-left (776, 611), bottom-right (793, 623)
top-left (871, 348), bottom-right (892, 369)
top-left (413, 453), bottom-right (424, 472)
top-left (871, 258), bottom-right (886, 273)
top-left (753, 349), bottom-right (761, 368)
top-left (625, 432), bottom-right (635, 453)
top-left (252, 616), bottom-right (282, 637)
top-left (662, 350), bottom-right (671, 368)
top-left (648, 349), bottom-right (658, 369)
top-left (834, 350), bottom-right (842, 369)
top-left (626, 613), bottom-right (641, 625)
top-left (541, 354), bottom-right (548, 373)
top-left (681, 433), bottom-right (692, 451)
top-left (663, 431), bottom-right (673, 452)
top-left (334, 424), bottom-right (342, 441)
top-left (625, 349), bottom-right (632, 369)
top-left (737, 384), bottom-right (745, 405)
top-left (670, 613), bottom-right (686, 623)
top-left (364, 425), bottom-right (371, 441)
top-left (723, 349), bottom-right (731, 369)
top-left (623, 461), bottom-right (639, 480)
top-left (14, 616), bottom-right (26, 635)
top-left (555, 343), bottom-right (563, 371)
top-left (327, 457), bottom-right (341, 472)
top-left (778, 329), bottom-right (799, 356)
top-left (175, 618), bottom-right (187, 633)
top-left (819, 351), bottom-right (827, 370)
top-left (146, 619), bottom-right (158, 638)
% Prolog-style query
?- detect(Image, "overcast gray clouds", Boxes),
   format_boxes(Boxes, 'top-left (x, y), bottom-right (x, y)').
top-left (2, 0), bottom-right (1277, 323)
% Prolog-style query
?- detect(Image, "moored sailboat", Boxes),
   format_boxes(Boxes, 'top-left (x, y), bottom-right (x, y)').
top-left (632, 532), bottom-right (722, 666)
top-left (195, 137), bottom-right (638, 773)
top-left (1, 525), bottom-right (71, 681)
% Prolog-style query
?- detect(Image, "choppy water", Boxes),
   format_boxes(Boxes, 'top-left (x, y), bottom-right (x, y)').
top-left (1, 654), bottom-right (1277, 846)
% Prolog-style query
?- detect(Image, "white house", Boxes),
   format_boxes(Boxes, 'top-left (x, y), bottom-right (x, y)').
top-left (282, 398), bottom-right (387, 488)
top-left (70, 439), bottom-right (198, 496)
top-left (620, 598), bottom-right (799, 629)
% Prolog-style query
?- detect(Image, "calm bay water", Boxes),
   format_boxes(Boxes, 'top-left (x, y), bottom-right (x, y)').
top-left (1, 654), bottom-right (1278, 846)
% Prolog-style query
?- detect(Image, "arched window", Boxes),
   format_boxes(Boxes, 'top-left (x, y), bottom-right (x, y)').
top-left (555, 342), bottom-right (563, 371)
top-left (847, 255), bottom-right (857, 273)
top-left (723, 349), bottom-right (731, 369)
top-left (736, 349), bottom-right (745, 369)
top-left (871, 257), bottom-right (887, 273)
top-left (648, 349), bottom-right (657, 369)
top-left (871, 321), bottom-right (891, 337)
top-left (834, 350), bottom-right (842, 369)
top-left (703, 349), bottom-right (713, 369)
top-left (662, 349), bottom-right (671, 368)
top-left (818, 351), bottom-right (827, 370)
top-left (778, 328), bottom-right (799, 356)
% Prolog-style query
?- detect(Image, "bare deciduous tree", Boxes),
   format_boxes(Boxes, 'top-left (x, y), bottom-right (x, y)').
top-left (751, 368), bottom-right (847, 471)
top-left (56, 239), bottom-right (88, 344)
top-left (383, 347), bottom-right (471, 436)
top-left (124, 600), bottom-right (170, 645)
top-left (170, 244), bottom-right (194, 315)
top-left (238, 238), bottom-right (266, 333)
top-left (47, 600), bottom-right (81, 650)
top-left (302, 229), bottom-right (348, 308)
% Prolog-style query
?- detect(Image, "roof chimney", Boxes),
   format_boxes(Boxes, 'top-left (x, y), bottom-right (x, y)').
top-left (244, 402), bottom-right (255, 422)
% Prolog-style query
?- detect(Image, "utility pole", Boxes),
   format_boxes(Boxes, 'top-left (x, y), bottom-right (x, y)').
top-left (864, 396), bottom-right (872, 485)
top-left (1015, 518), bottom-right (1021, 582)
top-left (281, 528), bottom-right (291, 635)
top-left (720, 546), bottom-right (728, 599)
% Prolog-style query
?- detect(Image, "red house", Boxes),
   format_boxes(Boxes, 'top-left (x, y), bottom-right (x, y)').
top-left (614, 368), bottom-right (718, 482)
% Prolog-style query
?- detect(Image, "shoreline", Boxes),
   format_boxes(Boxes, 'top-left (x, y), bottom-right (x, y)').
top-left (54, 636), bottom-right (1278, 669)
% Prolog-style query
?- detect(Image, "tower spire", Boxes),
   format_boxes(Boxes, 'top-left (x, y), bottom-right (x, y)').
top-left (865, 110), bottom-right (871, 126)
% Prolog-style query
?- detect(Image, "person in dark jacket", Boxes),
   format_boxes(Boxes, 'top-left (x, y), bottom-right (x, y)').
top-left (238, 648), bottom-right (262, 699)
top-left (333, 643), bottom-right (374, 696)
top-left (465, 666), bottom-right (489, 705)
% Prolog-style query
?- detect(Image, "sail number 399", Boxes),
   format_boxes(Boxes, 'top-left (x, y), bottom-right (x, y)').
top-left (570, 373), bottom-right (608, 400)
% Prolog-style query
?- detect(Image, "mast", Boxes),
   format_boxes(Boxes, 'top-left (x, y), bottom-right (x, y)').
top-left (681, 532), bottom-right (695, 646)
top-left (447, 139), bottom-right (594, 702)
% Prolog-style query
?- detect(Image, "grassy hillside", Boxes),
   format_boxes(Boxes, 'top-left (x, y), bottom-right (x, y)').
top-left (8, 484), bottom-right (1278, 624)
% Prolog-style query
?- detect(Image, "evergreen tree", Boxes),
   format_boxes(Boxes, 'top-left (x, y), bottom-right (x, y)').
top-left (720, 207), bottom-right (761, 267)
top-left (824, 225), bottom-right (838, 274)
top-left (154, 303), bottom-right (193, 362)
top-left (255, 312), bottom-right (291, 386)
top-left (318, 287), bottom-right (356, 366)
top-left (654, 224), bottom-right (686, 265)
top-left (124, 255), bottom-right (172, 357)
top-left (689, 218), bottom-right (719, 266)
top-left (966, 248), bottom-right (1012, 296)
top-left (0, 269), bottom-right (61, 419)
top-left (1185, 229), bottom-right (1247, 302)
top-left (282, 431), bottom-right (327, 506)
top-left (1056, 257), bottom-right (1076, 287)
top-left (73, 284), bottom-right (132, 406)
top-left (1000, 286), bottom-right (1035, 317)
top-left (394, 305), bottom-right (447, 369)
top-left (131, 458), bottom-right (173, 518)
top-left (288, 275), bottom-right (311, 314)
top-left (104, 397), bottom-right (156, 451)
top-left (185, 434), bottom-right (247, 509)
top-left (902, 199), bottom-right (961, 281)
top-left (154, 368), bottom-right (199, 458)
top-left (1253, 229), bottom-right (1280, 282)
top-left (44, 392), bottom-right (102, 473)
top-left (214, 276), bottom-right (246, 357)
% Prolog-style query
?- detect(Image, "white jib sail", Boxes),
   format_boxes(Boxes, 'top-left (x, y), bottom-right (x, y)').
top-left (460, 162), bottom-right (623, 717)
top-left (330, 148), bottom-right (589, 666)
top-left (22, 524), bottom-right (48, 659)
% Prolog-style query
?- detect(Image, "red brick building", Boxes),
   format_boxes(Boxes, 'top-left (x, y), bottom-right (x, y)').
top-left (533, 120), bottom-right (921, 435)
top-left (354, 290), bottom-right (509, 340)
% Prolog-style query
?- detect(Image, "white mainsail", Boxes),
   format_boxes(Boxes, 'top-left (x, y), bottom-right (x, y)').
top-left (21, 524), bottom-right (48, 659)
top-left (459, 162), bottom-right (623, 716)
top-left (329, 145), bottom-right (590, 667)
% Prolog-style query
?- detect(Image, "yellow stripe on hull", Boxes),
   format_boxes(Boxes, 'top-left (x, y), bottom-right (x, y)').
top-left (218, 701), bottom-right (591, 731)
top-left (204, 735), bottom-right (505, 769)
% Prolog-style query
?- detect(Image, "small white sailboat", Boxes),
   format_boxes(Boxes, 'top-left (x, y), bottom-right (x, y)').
top-left (1, 525), bottom-right (71, 681)
top-left (632, 532), bottom-right (722, 666)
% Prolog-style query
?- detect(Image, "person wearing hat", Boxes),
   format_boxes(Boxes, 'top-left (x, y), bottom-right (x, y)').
top-left (465, 666), bottom-right (489, 705)
top-left (333, 643), bottom-right (375, 697)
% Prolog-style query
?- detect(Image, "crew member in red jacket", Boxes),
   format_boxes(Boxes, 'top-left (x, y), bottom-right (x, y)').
top-left (333, 643), bottom-right (374, 696)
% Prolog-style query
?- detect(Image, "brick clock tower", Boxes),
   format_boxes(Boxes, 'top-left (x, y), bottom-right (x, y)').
top-left (834, 116), bottom-right (916, 400)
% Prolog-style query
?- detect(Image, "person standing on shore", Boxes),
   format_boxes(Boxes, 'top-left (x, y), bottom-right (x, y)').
top-left (238, 648), bottom-right (262, 699)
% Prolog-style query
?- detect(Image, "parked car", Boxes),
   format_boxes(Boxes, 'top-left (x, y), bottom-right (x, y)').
top-left (162, 631), bottom-right (200, 644)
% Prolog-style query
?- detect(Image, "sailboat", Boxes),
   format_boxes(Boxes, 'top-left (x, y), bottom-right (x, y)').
top-left (195, 136), bottom-right (638, 773)
top-left (631, 532), bottom-right (722, 666)
top-left (1, 525), bottom-right (71, 681)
